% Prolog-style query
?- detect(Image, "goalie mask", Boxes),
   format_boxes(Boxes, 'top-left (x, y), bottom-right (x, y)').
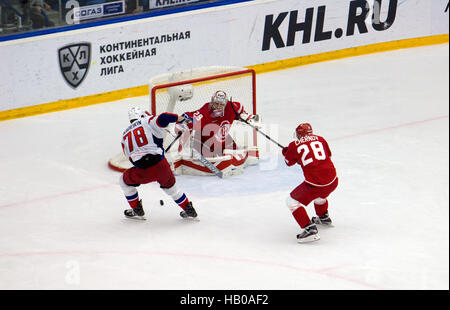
top-left (209, 90), bottom-right (228, 118)
top-left (296, 123), bottom-right (313, 139)
top-left (128, 106), bottom-right (146, 123)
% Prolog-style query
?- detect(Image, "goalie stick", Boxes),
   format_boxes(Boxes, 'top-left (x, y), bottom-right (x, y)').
top-left (191, 148), bottom-right (224, 179)
top-left (230, 97), bottom-right (285, 149)
top-left (164, 128), bottom-right (223, 178)
top-left (190, 128), bottom-right (224, 178)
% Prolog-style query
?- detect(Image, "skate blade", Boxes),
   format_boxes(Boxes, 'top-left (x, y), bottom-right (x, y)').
top-left (297, 234), bottom-right (320, 243)
top-left (125, 215), bottom-right (147, 221)
top-left (316, 222), bottom-right (334, 227)
top-left (312, 219), bottom-right (333, 227)
top-left (181, 216), bottom-right (200, 222)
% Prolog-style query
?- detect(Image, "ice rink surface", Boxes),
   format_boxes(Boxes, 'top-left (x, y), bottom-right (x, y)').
top-left (0, 44), bottom-right (448, 290)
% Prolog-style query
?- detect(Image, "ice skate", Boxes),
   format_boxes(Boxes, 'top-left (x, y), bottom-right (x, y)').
top-left (311, 211), bottom-right (333, 226)
top-left (296, 222), bottom-right (320, 243)
top-left (124, 200), bottom-right (146, 220)
top-left (180, 202), bottom-right (198, 220)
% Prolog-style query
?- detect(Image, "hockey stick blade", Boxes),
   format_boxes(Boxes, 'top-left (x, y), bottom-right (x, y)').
top-left (192, 148), bottom-right (223, 178)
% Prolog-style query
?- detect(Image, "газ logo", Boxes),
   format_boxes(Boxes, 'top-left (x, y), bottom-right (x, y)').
top-left (58, 43), bottom-right (91, 88)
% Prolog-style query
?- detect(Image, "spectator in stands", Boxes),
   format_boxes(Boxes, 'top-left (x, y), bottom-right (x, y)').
top-left (19, 0), bottom-right (33, 29)
top-left (125, 0), bottom-right (148, 14)
top-left (29, 0), bottom-right (55, 29)
top-left (125, 0), bottom-right (137, 14)
top-left (0, 1), bottom-right (19, 27)
top-left (140, 0), bottom-right (149, 11)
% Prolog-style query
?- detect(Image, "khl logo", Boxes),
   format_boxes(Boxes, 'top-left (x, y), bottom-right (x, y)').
top-left (58, 43), bottom-right (91, 88)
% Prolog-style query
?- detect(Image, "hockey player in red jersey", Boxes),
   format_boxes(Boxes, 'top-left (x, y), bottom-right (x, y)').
top-left (282, 123), bottom-right (338, 243)
top-left (176, 90), bottom-right (260, 157)
top-left (119, 106), bottom-right (198, 220)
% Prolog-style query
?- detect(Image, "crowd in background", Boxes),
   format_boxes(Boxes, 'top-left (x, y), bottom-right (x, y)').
top-left (0, 0), bottom-right (214, 35)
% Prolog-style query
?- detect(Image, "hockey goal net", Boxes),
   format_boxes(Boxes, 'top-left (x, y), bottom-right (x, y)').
top-left (108, 66), bottom-right (258, 174)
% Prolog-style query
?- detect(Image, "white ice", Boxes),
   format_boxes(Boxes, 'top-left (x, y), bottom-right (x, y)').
top-left (0, 44), bottom-right (448, 290)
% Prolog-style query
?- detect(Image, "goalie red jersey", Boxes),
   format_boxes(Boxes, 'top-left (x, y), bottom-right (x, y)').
top-left (185, 101), bottom-right (243, 141)
top-left (180, 90), bottom-right (254, 156)
top-left (283, 134), bottom-right (337, 186)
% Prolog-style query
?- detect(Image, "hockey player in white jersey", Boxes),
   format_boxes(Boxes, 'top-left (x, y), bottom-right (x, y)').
top-left (119, 107), bottom-right (198, 220)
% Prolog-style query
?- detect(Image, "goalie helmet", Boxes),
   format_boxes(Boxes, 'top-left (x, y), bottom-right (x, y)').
top-left (209, 90), bottom-right (228, 117)
top-left (128, 106), bottom-right (146, 123)
top-left (296, 123), bottom-right (313, 138)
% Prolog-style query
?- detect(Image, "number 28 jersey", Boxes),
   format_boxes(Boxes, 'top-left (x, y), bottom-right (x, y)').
top-left (283, 135), bottom-right (337, 187)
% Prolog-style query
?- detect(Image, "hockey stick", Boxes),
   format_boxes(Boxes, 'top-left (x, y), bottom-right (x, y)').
top-left (190, 129), bottom-right (223, 178)
top-left (230, 97), bottom-right (285, 149)
top-left (164, 127), bottom-right (223, 178)
top-left (165, 132), bottom-right (182, 152)
top-left (191, 147), bottom-right (223, 179)
top-left (164, 114), bottom-right (191, 152)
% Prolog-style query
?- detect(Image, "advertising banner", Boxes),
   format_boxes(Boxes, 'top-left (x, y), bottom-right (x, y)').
top-left (73, 1), bottom-right (126, 22)
top-left (0, 0), bottom-right (448, 112)
top-left (149, 0), bottom-right (203, 10)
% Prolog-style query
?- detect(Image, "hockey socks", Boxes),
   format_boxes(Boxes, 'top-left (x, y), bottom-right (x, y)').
top-left (292, 206), bottom-right (311, 229)
top-left (119, 175), bottom-right (140, 209)
top-left (162, 184), bottom-right (190, 210)
top-left (314, 199), bottom-right (328, 217)
top-left (286, 196), bottom-right (310, 228)
top-left (125, 192), bottom-right (140, 209)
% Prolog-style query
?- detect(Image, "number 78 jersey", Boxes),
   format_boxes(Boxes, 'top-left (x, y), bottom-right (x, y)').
top-left (283, 135), bottom-right (337, 187)
top-left (121, 115), bottom-right (167, 163)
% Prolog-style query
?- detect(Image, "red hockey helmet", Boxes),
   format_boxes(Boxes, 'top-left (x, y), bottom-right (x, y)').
top-left (296, 123), bottom-right (313, 138)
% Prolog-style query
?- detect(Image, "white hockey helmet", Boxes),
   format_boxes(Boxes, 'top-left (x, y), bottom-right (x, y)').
top-left (168, 84), bottom-right (194, 101)
top-left (128, 106), bottom-right (146, 123)
top-left (209, 90), bottom-right (228, 117)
